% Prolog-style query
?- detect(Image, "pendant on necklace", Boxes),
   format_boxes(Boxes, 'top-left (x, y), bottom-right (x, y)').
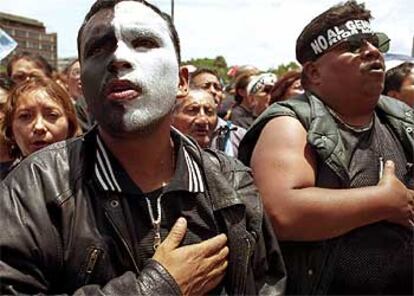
top-left (145, 194), bottom-right (163, 251)
top-left (153, 220), bottom-right (161, 251)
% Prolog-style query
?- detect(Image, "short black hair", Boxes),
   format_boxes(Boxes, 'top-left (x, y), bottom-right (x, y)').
top-left (296, 0), bottom-right (372, 64)
top-left (190, 68), bottom-right (221, 86)
top-left (383, 62), bottom-right (414, 95)
top-left (77, 0), bottom-right (181, 63)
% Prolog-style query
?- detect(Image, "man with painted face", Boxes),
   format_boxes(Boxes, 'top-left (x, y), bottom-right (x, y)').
top-left (239, 1), bottom-right (414, 295)
top-left (0, 0), bottom-right (286, 295)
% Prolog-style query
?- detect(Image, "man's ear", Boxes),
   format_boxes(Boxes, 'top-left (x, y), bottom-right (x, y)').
top-left (177, 66), bottom-right (189, 99)
top-left (303, 61), bottom-right (321, 86)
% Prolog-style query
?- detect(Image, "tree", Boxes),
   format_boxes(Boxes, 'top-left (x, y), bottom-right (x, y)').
top-left (267, 62), bottom-right (300, 78)
top-left (182, 56), bottom-right (230, 83)
top-left (182, 56), bottom-right (300, 84)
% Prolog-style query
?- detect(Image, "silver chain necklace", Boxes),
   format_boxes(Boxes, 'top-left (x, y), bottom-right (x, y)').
top-left (144, 143), bottom-right (175, 251)
top-left (328, 106), bottom-right (385, 178)
top-left (145, 194), bottom-right (163, 251)
top-left (327, 106), bottom-right (374, 133)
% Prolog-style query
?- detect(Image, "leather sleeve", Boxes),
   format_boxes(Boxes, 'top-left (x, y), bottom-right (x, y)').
top-left (72, 260), bottom-right (181, 296)
top-left (230, 157), bottom-right (287, 295)
top-left (204, 150), bottom-right (287, 295)
top-left (0, 163), bottom-right (62, 294)
top-left (0, 162), bottom-right (181, 296)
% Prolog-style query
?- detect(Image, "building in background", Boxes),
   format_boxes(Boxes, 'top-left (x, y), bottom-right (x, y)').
top-left (0, 12), bottom-right (57, 70)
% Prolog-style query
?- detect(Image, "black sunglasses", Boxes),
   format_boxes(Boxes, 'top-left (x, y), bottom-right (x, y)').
top-left (334, 33), bottom-right (391, 54)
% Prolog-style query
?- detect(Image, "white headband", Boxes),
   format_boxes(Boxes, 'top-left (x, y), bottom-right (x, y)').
top-left (247, 73), bottom-right (277, 96)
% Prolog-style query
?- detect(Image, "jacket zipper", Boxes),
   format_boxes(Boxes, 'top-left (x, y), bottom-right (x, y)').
top-left (105, 211), bottom-right (140, 274)
top-left (84, 248), bottom-right (101, 285)
top-left (237, 236), bottom-right (251, 294)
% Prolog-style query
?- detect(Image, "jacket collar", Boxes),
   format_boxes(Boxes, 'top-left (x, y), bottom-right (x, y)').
top-left (178, 128), bottom-right (245, 211)
top-left (85, 125), bottom-right (205, 194)
top-left (376, 95), bottom-right (414, 163)
top-left (297, 93), bottom-right (414, 180)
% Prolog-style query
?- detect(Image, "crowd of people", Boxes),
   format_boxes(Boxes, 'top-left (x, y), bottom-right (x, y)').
top-left (0, 0), bottom-right (413, 295)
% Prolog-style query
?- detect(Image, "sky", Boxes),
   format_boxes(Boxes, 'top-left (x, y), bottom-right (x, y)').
top-left (1, 0), bottom-right (413, 70)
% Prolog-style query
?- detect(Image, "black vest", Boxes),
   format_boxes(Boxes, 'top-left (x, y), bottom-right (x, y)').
top-left (238, 92), bottom-right (414, 294)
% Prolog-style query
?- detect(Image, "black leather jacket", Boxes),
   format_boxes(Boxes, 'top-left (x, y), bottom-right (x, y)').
top-left (0, 128), bottom-right (286, 295)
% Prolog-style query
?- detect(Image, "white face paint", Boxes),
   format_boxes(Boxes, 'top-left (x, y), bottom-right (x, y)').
top-left (112, 1), bottom-right (179, 132)
top-left (80, 1), bottom-right (179, 136)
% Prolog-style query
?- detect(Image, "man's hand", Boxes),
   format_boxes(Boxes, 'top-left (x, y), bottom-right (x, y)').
top-left (378, 160), bottom-right (414, 228)
top-left (153, 217), bottom-right (229, 295)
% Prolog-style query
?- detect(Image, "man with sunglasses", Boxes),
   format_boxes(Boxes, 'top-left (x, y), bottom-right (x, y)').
top-left (239, 1), bottom-right (413, 294)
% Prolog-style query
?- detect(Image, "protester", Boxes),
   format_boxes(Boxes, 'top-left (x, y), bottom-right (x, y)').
top-left (270, 70), bottom-right (304, 103)
top-left (190, 68), bottom-right (246, 157)
top-left (221, 65), bottom-right (260, 119)
top-left (1, 77), bottom-right (79, 162)
top-left (64, 58), bottom-right (93, 132)
top-left (7, 51), bottom-right (53, 84)
top-left (172, 88), bottom-right (217, 148)
top-left (228, 73), bottom-right (257, 129)
top-left (383, 62), bottom-right (414, 107)
top-left (246, 72), bottom-right (277, 116)
top-left (239, 1), bottom-right (413, 294)
top-left (64, 59), bottom-right (83, 102)
top-left (190, 68), bottom-right (225, 107)
top-left (0, 1), bottom-right (286, 295)
top-left (225, 64), bottom-right (260, 97)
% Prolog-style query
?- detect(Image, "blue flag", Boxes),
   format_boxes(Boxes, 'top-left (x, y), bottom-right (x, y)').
top-left (0, 28), bottom-right (17, 60)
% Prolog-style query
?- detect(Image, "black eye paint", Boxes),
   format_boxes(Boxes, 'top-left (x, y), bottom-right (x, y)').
top-left (85, 31), bottom-right (117, 58)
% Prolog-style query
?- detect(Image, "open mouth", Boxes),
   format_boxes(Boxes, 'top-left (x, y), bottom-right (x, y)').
top-left (31, 140), bottom-right (49, 151)
top-left (365, 61), bottom-right (385, 73)
top-left (104, 80), bottom-right (141, 101)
